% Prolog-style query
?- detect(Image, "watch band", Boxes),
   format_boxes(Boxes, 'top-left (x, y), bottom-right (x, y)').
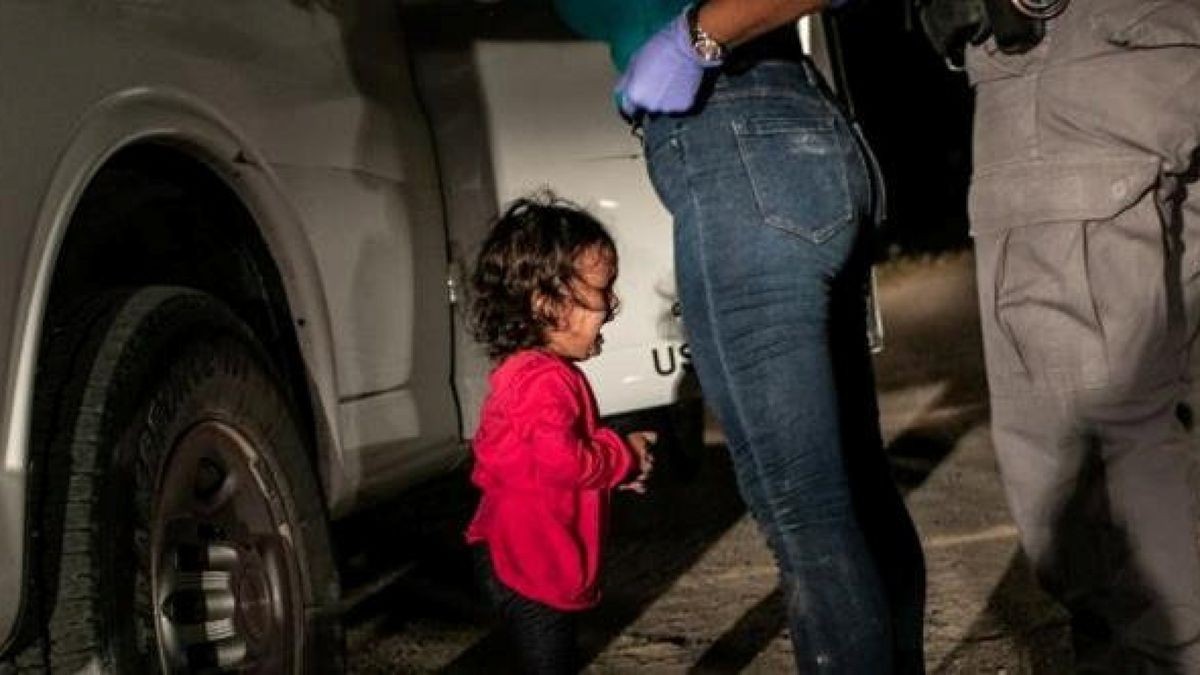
top-left (687, 6), bottom-right (727, 64)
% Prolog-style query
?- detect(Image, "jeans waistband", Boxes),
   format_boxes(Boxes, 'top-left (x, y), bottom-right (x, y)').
top-left (708, 58), bottom-right (823, 102)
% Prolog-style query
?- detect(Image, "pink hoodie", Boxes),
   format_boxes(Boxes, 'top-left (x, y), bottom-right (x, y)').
top-left (466, 349), bottom-right (635, 610)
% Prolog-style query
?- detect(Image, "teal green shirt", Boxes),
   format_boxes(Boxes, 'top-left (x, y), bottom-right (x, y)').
top-left (553, 0), bottom-right (690, 73)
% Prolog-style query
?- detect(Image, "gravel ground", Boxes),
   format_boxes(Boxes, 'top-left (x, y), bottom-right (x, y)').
top-left (340, 251), bottom-right (1076, 673)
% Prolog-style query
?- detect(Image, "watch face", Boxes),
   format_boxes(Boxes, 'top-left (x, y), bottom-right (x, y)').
top-left (688, 10), bottom-right (725, 64)
top-left (694, 37), bottom-right (723, 62)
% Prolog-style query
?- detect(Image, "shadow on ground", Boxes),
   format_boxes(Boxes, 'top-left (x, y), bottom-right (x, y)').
top-left (872, 252), bottom-right (1071, 673)
top-left (338, 252), bottom-right (1073, 673)
top-left (337, 437), bottom-right (751, 674)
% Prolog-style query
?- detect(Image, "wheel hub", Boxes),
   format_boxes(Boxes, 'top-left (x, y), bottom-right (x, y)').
top-left (153, 422), bottom-right (301, 673)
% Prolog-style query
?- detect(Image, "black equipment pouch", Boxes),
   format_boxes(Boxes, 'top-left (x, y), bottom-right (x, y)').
top-left (918, 0), bottom-right (1069, 67)
top-left (917, 0), bottom-right (991, 68)
top-left (985, 0), bottom-right (1045, 53)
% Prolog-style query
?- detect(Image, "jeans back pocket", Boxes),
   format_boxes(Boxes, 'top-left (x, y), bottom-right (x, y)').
top-left (731, 116), bottom-right (859, 244)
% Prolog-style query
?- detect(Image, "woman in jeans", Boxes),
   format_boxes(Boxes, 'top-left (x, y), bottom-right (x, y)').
top-left (554, 1), bottom-right (927, 672)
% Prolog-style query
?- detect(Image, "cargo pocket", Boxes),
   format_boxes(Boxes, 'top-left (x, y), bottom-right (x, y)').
top-left (732, 116), bottom-right (857, 244)
top-left (970, 156), bottom-right (1161, 392)
top-left (1095, 0), bottom-right (1200, 48)
top-left (969, 157), bottom-right (1160, 235)
top-left (988, 223), bottom-right (1112, 392)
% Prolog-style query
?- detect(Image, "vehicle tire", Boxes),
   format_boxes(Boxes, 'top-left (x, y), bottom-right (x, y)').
top-left (21, 286), bottom-right (341, 673)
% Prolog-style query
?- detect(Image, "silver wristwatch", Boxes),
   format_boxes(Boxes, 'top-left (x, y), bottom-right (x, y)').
top-left (687, 7), bottom-right (727, 64)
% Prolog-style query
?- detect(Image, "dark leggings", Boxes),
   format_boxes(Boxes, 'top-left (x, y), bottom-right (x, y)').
top-left (474, 547), bottom-right (579, 674)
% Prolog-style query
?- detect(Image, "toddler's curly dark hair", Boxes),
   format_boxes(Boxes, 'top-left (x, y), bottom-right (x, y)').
top-left (470, 193), bottom-right (618, 360)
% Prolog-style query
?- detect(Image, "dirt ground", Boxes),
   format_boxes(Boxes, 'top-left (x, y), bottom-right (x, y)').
top-left (339, 251), bottom-right (1075, 674)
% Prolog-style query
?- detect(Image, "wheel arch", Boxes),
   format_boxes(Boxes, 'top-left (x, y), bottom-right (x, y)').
top-left (0, 88), bottom-right (346, 655)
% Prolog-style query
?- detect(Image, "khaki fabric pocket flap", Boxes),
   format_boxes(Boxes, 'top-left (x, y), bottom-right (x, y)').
top-left (1096, 0), bottom-right (1200, 49)
top-left (969, 156), bottom-right (1159, 234)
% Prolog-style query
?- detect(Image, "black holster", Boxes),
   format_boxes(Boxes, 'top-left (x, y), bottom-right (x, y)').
top-left (984, 0), bottom-right (1046, 54)
top-left (917, 0), bottom-right (1067, 68)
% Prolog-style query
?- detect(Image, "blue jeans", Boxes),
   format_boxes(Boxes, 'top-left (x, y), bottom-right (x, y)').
top-left (643, 60), bottom-right (925, 673)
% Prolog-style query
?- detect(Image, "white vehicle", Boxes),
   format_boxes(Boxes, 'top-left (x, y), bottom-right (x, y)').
top-left (0, 1), bottom-right (695, 671)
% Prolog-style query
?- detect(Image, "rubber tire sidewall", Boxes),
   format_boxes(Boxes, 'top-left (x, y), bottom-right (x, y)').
top-left (39, 287), bottom-right (340, 673)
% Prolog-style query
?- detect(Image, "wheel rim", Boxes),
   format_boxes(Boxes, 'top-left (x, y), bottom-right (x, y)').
top-left (152, 421), bottom-right (303, 673)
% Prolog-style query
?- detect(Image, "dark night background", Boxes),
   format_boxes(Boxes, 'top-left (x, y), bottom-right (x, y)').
top-left (833, 0), bottom-right (976, 257)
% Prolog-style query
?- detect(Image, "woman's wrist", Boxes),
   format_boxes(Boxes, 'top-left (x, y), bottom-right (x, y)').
top-left (686, 5), bottom-right (728, 64)
top-left (694, 0), bottom-right (829, 49)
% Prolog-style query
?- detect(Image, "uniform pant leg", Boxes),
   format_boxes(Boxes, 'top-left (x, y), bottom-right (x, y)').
top-left (988, 380), bottom-right (1200, 673)
top-left (975, 182), bottom-right (1200, 672)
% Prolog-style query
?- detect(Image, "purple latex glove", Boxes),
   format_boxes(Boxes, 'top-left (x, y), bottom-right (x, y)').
top-left (615, 10), bottom-right (722, 118)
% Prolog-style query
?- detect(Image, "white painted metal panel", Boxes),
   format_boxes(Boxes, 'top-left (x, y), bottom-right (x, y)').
top-left (474, 40), bottom-right (688, 417)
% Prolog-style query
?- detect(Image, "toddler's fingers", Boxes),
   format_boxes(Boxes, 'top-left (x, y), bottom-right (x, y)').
top-left (619, 480), bottom-right (647, 494)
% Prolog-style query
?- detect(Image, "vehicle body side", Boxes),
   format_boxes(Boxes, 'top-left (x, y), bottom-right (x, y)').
top-left (0, 0), bottom-right (702, 658)
top-left (0, 0), bottom-right (460, 652)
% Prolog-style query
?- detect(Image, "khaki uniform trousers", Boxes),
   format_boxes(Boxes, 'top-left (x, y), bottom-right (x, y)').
top-left (967, 0), bottom-right (1200, 671)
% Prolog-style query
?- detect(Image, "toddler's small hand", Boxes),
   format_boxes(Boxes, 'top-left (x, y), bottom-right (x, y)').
top-left (619, 430), bottom-right (657, 493)
top-left (618, 478), bottom-right (648, 494)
